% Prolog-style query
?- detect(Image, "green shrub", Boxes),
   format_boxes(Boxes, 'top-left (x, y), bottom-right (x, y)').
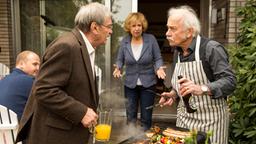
top-left (228, 0), bottom-right (256, 144)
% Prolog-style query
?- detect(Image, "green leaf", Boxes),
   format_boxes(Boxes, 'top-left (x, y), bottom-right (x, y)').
top-left (239, 69), bottom-right (248, 74)
top-left (244, 130), bottom-right (256, 138)
top-left (244, 103), bottom-right (256, 107)
top-left (233, 129), bottom-right (244, 137)
top-left (249, 108), bottom-right (256, 117)
top-left (232, 123), bottom-right (242, 129)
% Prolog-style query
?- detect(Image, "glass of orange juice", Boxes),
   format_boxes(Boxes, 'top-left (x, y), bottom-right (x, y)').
top-left (95, 108), bottom-right (112, 142)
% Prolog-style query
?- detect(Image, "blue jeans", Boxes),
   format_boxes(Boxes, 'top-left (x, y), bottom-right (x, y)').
top-left (124, 85), bottom-right (156, 130)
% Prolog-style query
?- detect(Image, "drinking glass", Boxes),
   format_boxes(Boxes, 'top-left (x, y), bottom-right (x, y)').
top-left (94, 108), bottom-right (112, 142)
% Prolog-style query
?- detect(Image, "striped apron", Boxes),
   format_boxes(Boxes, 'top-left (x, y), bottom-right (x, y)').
top-left (172, 36), bottom-right (229, 144)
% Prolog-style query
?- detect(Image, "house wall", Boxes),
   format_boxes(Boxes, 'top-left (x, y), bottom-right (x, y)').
top-left (227, 0), bottom-right (245, 45)
top-left (0, 0), bottom-right (247, 67)
top-left (211, 0), bottom-right (245, 46)
top-left (0, 0), bottom-right (14, 67)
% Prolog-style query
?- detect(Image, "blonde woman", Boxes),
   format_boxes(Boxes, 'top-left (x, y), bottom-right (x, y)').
top-left (113, 12), bottom-right (166, 130)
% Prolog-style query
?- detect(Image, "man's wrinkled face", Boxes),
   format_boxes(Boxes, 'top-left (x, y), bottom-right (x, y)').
top-left (166, 16), bottom-right (188, 47)
top-left (98, 17), bottom-right (113, 45)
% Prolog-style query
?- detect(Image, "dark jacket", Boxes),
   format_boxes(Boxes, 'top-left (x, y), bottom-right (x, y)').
top-left (16, 28), bottom-right (98, 144)
top-left (0, 68), bottom-right (34, 120)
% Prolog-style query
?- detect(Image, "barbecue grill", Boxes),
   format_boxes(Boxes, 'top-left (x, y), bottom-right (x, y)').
top-left (118, 126), bottom-right (210, 144)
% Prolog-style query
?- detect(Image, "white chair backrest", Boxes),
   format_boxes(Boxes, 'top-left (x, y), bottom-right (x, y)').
top-left (95, 65), bottom-right (103, 95)
top-left (0, 105), bottom-right (21, 144)
top-left (0, 63), bottom-right (10, 80)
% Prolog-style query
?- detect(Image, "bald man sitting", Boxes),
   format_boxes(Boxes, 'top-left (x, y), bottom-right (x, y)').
top-left (0, 51), bottom-right (40, 120)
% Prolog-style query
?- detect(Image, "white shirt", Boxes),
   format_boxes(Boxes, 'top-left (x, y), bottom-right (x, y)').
top-left (131, 43), bottom-right (143, 61)
top-left (131, 43), bottom-right (143, 85)
top-left (79, 30), bottom-right (95, 76)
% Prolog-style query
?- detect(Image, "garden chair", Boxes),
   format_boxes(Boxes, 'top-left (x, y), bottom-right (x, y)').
top-left (0, 63), bottom-right (10, 80)
top-left (0, 105), bottom-right (21, 144)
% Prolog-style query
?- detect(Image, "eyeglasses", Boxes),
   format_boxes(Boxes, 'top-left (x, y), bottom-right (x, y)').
top-left (101, 24), bottom-right (113, 30)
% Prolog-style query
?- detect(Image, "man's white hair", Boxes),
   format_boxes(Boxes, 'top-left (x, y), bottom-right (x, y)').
top-left (75, 2), bottom-right (112, 32)
top-left (168, 5), bottom-right (201, 37)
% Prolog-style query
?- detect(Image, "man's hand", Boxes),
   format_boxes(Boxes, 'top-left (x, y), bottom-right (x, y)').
top-left (178, 77), bottom-right (209, 96)
top-left (81, 107), bottom-right (98, 128)
top-left (159, 90), bottom-right (176, 106)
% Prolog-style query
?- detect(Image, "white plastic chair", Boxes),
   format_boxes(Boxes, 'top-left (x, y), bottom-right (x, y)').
top-left (0, 105), bottom-right (21, 144)
top-left (0, 63), bottom-right (10, 80)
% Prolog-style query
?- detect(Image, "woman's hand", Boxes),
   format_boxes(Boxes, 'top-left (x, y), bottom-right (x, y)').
top-left (156, 66), bottom-right (166, 79)
top-left (113, 64), bottom-right (122, 78)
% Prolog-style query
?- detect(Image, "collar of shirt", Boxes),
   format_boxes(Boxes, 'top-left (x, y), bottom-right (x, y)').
top-left (79, 30), bottom-right (95, 56)
top-left (79, 30), bottom-right (95, 74)
top-left (177, 37), bottom-right (197, 57)
top-left (13, 68), bottom-right (27, 75)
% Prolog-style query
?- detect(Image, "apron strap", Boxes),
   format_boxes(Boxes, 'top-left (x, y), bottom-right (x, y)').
top-left (195, 35), bottom-right (201, 61)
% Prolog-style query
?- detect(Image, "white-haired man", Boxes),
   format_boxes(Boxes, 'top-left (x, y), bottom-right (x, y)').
top-left (159, 5), bottom-right (236, 144)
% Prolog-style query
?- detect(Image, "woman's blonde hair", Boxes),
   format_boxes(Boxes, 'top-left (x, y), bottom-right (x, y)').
top-left (123, 12), bottom-right (148, 33)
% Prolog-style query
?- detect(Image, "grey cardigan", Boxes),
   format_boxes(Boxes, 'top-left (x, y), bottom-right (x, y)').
top-left (116, 33), bottom-right (163, 88)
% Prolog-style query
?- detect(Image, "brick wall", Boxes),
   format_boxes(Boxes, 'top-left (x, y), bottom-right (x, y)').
top-left (226, 0), bottom-right (244, 45)
top-left (211, 0), bottom-right (229, 45)
top-left (0, 0), bottom-right (14, 68)
top-left (211, 0), bottom-right (245, 46)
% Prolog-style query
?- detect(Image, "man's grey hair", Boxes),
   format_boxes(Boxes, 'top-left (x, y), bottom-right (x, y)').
top-left (75, 2), bottom-right (112, 32)
top-left (168, 5), bottom-right (201, 37)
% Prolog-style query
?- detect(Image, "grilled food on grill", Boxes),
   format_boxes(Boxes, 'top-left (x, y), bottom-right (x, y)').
top-left (162, 128), bottom-right (191, 139)
top-left (150, 133), bottom-right (184, 144)
top-left (145, 126), bottom-right (189, 144)
top-left (145, 126), bottom-right (162, 138)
